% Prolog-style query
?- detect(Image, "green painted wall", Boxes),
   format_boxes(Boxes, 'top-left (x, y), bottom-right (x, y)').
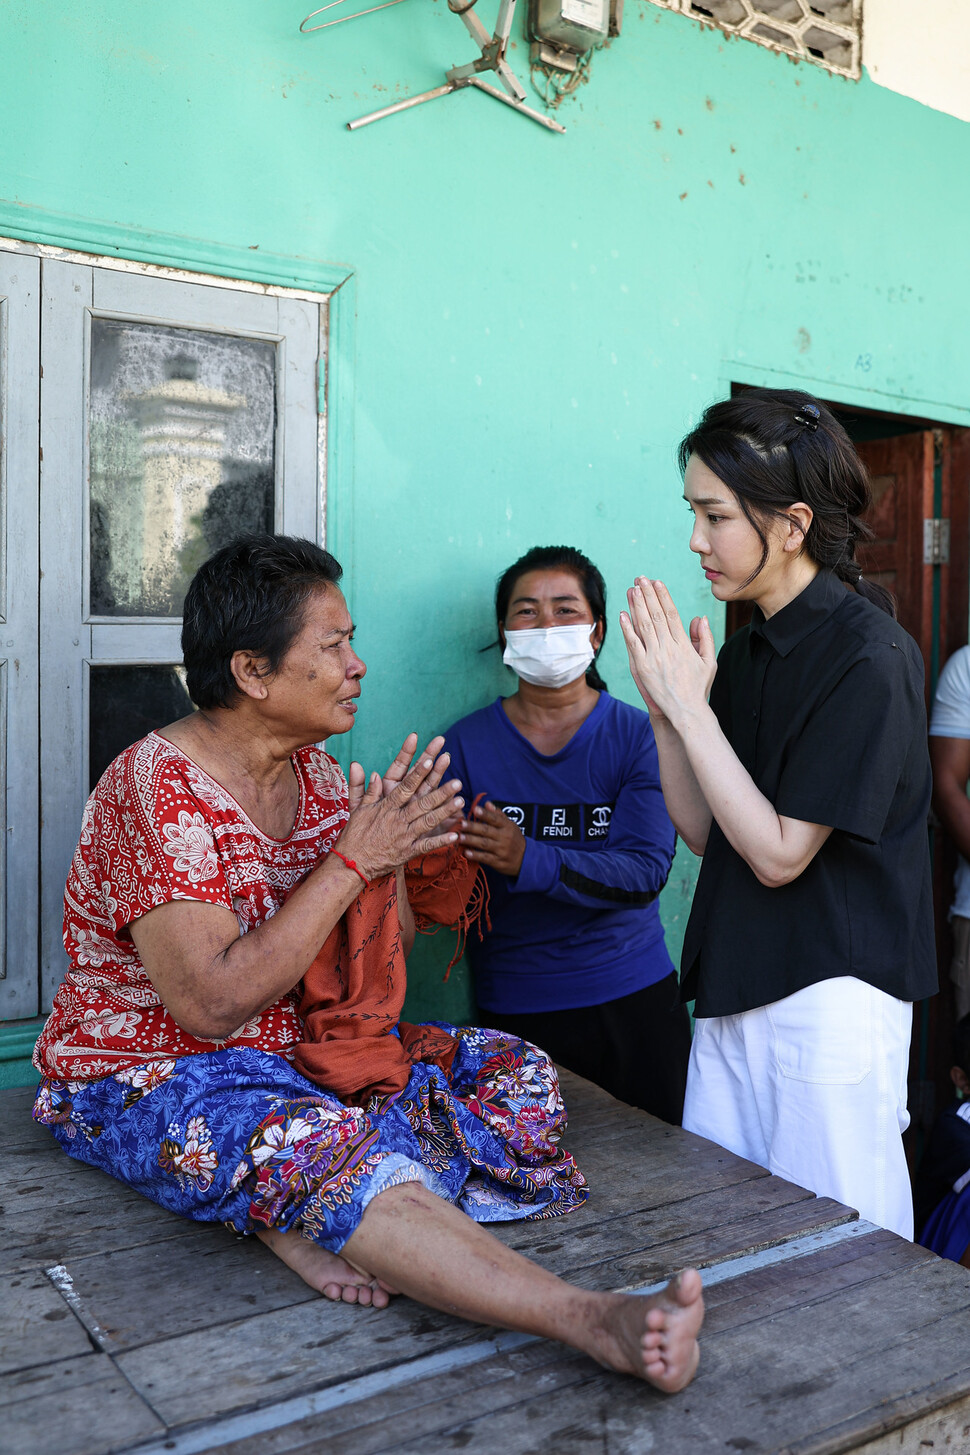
top-left (2, 0), bottom-right (969, 1039)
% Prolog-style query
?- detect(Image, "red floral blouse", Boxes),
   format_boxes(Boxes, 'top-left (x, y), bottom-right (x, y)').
top-left (34, 733), bottom-right (349, 1083)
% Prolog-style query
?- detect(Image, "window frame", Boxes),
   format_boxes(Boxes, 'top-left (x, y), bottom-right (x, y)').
top-left (0, 228), bottom-right (354, 1014)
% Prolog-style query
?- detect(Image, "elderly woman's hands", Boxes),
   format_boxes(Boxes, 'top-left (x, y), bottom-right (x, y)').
top-left (337, 736), bottom-right (463, 883)
top-left (347, 734), bottom-right (456, 817)
top-left (620, 578), bottom-right (717, 729)
top-left (345, 734), bottom-right (458, 953)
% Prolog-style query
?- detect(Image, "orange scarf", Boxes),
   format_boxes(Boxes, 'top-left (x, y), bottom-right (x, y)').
top-left (293, 846), bottom-right (488, 1107)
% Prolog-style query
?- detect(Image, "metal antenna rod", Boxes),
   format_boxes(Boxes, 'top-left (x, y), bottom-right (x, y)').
top-left (300, 0), bottom-right (405, 32)
top-left (344, 0), bottom-right (564, 132)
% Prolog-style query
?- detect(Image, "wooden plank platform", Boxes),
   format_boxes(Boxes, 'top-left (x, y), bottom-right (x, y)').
top-left (4, 1073), bottom-right (970, 1455)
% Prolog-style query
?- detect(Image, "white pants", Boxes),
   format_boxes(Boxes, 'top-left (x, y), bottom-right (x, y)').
top-left (683, 977), bottom-right (914, 1240)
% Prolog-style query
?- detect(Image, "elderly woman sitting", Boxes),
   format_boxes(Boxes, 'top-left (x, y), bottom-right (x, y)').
top-left (33, 535), bottom-right (703, 1391)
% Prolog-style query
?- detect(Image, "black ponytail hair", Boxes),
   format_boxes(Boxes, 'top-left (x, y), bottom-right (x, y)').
top-left (678, 388), bottom-right (896, 618)
top-left (490, 545), bottom-right (608, 691)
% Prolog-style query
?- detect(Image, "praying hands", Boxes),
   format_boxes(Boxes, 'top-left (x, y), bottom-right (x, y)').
top-left (619, 577), bottom-right (717, 729)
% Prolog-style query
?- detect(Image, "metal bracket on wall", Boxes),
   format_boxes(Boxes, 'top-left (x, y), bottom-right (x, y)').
top-left (300, 0), bottom-right (565, 133)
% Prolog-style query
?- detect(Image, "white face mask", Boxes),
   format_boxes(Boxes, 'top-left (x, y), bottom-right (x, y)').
top-left (502, 624), bottom-right (597, 690)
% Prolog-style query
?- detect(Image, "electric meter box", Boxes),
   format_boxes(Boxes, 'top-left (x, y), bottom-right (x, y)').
top-left (534, 0), bottom-right (610, 52)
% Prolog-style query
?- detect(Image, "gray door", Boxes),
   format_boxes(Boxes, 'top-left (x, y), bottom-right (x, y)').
top-left (0, 251), bottom-right (41, 1019)
top-left (1, 250), bottom-right (327, 1014)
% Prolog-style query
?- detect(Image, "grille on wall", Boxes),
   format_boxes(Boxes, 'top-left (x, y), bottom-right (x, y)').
top-left (647, 1), bottom-right (862, 79)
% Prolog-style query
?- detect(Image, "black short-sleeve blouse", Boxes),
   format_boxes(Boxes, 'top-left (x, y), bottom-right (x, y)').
top-left (681, 569), bottom-right (937, 1017)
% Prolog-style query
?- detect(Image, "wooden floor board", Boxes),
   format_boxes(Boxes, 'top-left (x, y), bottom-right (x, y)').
top-left (568, 1193), bottom-right (856, 1292)
top-left (108, 1239), bottom-right (969, 1455)
top-left (113, 1294), bottom-right (485, 1429)
top-left (305, 1361), bottom-right (698, 1455)
top-left (213, 1348), bottom-right (602, 1455)
top-left (217, 1236), bottom-right (970, 1455)
top-left (47, 1169), bottom-right (841, 1371)
top-left (325, 1273), bottom-right (970, 1455)
top-left (45, 1225), bottom-right (322, 1350)
top-left (1, 1085), bottom-right (53, 1156)
top-left (826, 1386), bottom-right (970, 1455)
top-left (5, 1149), bottom-right (116, 1212)
top-left (2, 1267), bottom-right (94, 1373)
top-left (0, 1351), bottom-right (165, 1455)
top-left (1, 1181), bottom-right (202, 1274)
top-left (701, 1228), bottom-right (936, 1332)
top-left (497, 1169), bottom-right (816, 1271)
top-left (193, 1238), bottom-right (966, 1455)
top-left (735, 1305), bottom-right (970, 1455)
top-left (493, 1166), bottom-right (775, 1268)
top-left (556, 1068), bottom-right (619, 1116)
top-left (558, 1104), bottom-right (663, 1145)
top-left (546, 1126), bottom-right (773, 1217)
top-left (7, 1071), bottom-right (970, 1455)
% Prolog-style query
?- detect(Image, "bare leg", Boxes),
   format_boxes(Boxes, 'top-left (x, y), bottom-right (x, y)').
top-left (255, 1226), bottom-right (400, 1307)
top-left (337, 1182), bottom-right (703, 1391)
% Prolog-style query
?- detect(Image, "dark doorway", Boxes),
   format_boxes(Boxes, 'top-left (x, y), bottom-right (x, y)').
top-left (724, 387), bottom-right (970, 1154)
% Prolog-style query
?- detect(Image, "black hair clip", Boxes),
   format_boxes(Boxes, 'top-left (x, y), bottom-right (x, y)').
top-left (793, 402), bottom-right (820, 432)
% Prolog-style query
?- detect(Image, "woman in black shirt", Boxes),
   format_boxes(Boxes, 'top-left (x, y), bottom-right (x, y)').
top-left (620, 389), bottom-right (936, 1239)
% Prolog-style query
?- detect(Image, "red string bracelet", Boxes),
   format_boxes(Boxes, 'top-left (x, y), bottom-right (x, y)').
top-left (330, 848), bottom-right (370, 887)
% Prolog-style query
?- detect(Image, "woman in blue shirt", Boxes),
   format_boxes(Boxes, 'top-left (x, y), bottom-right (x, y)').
top-left (444, 546), bottom-right (691, 1124)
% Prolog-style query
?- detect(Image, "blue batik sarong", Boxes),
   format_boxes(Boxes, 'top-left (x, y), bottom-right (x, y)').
top-left (33, 1023), bottom-right (588, 1252)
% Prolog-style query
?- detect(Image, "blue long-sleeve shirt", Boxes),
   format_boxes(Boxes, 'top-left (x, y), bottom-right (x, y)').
top-left (443, 693), bottom-right (676, 1014)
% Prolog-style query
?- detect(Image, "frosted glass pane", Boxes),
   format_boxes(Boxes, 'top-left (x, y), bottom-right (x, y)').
top-left (89, 664), bottom-right (195, 789)
top-left (89, 318), bottom-right (276, 618)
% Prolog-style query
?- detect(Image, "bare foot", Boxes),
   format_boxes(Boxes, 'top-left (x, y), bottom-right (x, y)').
top-left (592, 1269), bottom-right (704, 1392)
top-left (256, 1226), bottom-right (400, 1308)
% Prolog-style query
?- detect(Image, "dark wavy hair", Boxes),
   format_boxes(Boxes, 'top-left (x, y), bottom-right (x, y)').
top-left (182, 534), bottom-right (343, 709)
top-left (491, 545), bottom-right (608, 691)
top-left (678, 388), bottom-right (896, 618)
